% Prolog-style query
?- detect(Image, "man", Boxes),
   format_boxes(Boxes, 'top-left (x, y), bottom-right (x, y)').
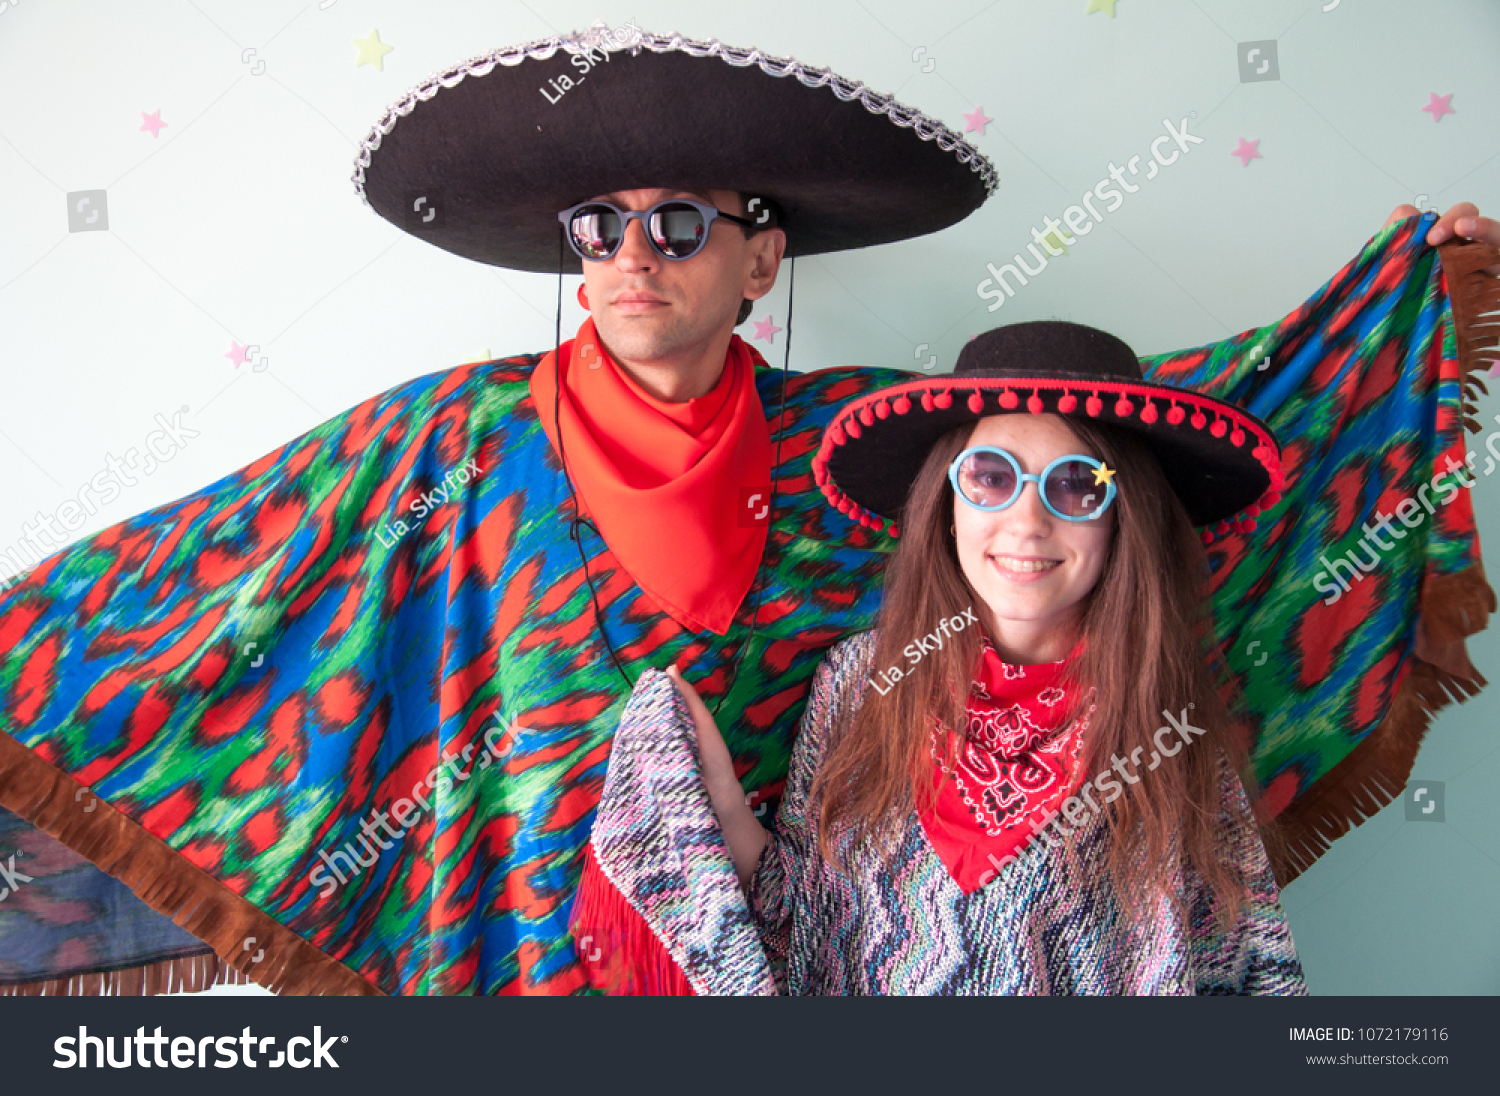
top-left (0, 24), bottom-right (1495, 996)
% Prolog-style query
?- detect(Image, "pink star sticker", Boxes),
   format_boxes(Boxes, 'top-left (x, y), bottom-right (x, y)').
top-left (139, 110), bottom-right (168, 138)
top-left (752, 316), bottom-right (782, 345)
top-left (1422, 92), bottom-right (1455, 122)
top-left (963, 106), bottom-right (992, 136)
top-left (225, 341), bottom-right (250, 368)
top-left (1231, 137), bottom-right (1262, 167)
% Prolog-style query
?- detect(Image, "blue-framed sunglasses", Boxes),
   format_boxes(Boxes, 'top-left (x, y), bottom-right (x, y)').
top-left (558, 199), bottom-right (760, 262)
top-left (948, 446), bottom-right (1117, 521)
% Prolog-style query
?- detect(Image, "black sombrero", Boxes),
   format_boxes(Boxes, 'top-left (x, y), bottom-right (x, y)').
top-left (813, 321), bottom-right (1285, 544)
top-left (352, 23), bottom-right (998, 273)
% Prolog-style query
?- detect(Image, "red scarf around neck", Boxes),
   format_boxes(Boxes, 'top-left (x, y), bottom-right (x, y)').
top-left (919, 635), bottom-right (1094, 894)
top-left (529, 317), bottom-right (772, 635)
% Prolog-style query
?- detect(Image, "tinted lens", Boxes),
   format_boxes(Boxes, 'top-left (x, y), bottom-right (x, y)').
top-left (957, 451), bottom-right (1018, 508)
top-left (647, 203), bottom-right (710, 258)
top-left (1044, 460), bottom-right (1106, 517)
top-left (569, 205), bottom-right (623, 259)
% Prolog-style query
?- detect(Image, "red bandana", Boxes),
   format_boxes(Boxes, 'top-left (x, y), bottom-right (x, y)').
top-left (529, 317), bottom-right (772, 635)
top-left (917, 636), bottom-right (1094, 894)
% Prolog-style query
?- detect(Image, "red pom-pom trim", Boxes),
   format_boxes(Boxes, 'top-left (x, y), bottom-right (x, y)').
top-left (1114, 397), bottom-right (1133, 418)
top-left (1058, 393), bottom-right (1078, 414)
top-left (888, 524), bottom-right (901, 538)
top-left (999, 390), bottom-right (1019, 410)
top-left (875, 400), bottom-right (890, 420)
top-left (1086, 394), bottom-right (1103, 417)
top-left (859, 406), bottom-right (875, 426)
top-left (847, 418), bottom-right (862, 438)
top-left (967, 391), bottom-right (984, 414)
top-left (1027, 391), bottom-right (1044, 414)
top-left (1230, 425), bottom-right (1245, 447)
top-left (830, 425), bottom-right (847, 446)
top-left (1210, 418), bottom-right (1227, 438)
top-left (934, 390), bottom-right (953, 409)
top-left (1191, 410), bottom-right (1207, 430)
top-left (1141, 400), bottom-right (1158, 424)
top-left (1167, 403), bottom-right (1186, 426)
top-left (894, 395), bottom-right (912, 415)
top-left (921, 391), bottom-right (935, 412)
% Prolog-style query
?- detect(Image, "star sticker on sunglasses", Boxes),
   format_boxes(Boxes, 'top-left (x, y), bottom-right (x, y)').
top-left (1093, 463), bottom-right (1116, 486)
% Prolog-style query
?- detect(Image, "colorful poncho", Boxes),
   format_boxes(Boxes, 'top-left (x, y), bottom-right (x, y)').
top-left (0, 214), bottom-right (1495, 994)
top-left (587, 636), bottom-right (1309, 995)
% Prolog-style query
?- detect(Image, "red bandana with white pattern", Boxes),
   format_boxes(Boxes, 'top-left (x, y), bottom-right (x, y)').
top-left (918, 635), bottom-right (1095, 894)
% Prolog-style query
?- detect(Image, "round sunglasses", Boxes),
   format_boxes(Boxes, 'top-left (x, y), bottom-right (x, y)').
top-left (557, 199), bottom-right (760, 262)
top-left (948, 446), bottom-right (1117, 521)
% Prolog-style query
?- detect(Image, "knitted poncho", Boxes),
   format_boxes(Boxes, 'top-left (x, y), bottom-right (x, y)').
top-left (588, 633), bottom-right (1308, 995)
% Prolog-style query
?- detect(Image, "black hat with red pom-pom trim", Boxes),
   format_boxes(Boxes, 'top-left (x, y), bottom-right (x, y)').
top-left (813, 320), bottom-right (1284, 545)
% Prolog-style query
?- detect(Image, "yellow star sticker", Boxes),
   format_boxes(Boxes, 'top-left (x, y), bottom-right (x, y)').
top-left (1039, 227), bottom-right (1069, 255)
top-left (1093, 463), bottom-right (1115, 486)
top-left (354, 29), bottom-right (393, 71)
top-left (1086, 0), bottom-right (1118, 15)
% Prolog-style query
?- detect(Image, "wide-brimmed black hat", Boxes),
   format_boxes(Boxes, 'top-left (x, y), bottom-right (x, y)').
top-left (352, 23), bottom-right (998, 273)
top-left (814, 321), bottom-right (1285, 542)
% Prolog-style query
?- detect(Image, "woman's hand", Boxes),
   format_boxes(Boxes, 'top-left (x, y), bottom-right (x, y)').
top-left (664, 664), bottom-right (769, 888)
top-left (666, 664), bottom-right (739, 795)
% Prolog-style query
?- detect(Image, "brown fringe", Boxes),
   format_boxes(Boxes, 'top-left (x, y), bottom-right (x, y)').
top-left (0, 734), bottom-right (383, 996)
top-left (1267, 236), bottom-right (1500, 885)
top-left (1, 951), bottom-right (247, 996)
top-left (1440, 235), bottom-right (1500, 433)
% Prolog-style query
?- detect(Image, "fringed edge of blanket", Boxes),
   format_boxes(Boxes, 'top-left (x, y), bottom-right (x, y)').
top-left (1, 950), bottom-right (247, 996)
top-left (0, 733), bottom-right (383, 996)
top-left (1269, 236), bottom-right (1500, 886)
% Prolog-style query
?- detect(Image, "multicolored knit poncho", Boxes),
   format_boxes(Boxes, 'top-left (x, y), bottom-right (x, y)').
top-left (0, 215), bottom-right (1494, 995)
top-left (587, 635), bottom-right (1309, 995)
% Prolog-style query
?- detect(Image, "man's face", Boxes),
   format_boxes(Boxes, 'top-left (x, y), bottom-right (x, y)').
top-left (578, 187), bottom-right (783, 367)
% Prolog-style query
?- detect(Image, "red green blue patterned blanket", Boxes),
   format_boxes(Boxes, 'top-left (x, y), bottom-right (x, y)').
top-left (0, 214), bottom-right (1494, 994)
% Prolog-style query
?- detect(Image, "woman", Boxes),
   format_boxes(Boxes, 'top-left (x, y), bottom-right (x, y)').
top-left (580, 320), bottom-right (1307, 994)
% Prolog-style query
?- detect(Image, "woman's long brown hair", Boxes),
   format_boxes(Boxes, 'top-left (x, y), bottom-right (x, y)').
top-left (812, 415), bottom-right (1267, 924)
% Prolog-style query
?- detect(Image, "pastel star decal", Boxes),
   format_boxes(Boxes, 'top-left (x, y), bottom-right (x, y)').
top-left (354, 29), bottom-right (394, 71)
top-left (752, 316), bottom-right (782, 345)
top-left (1422, 92), bottom-right (1455, 122)
top-left (1086, 0), bottom-right (1118, 15)
top-left (224, 341), bottom-right (250, 368)
top-left (139, 110), bottom-right (167, 138)
top-left (1039, 227), bottom-right (1069, 255)
top-left (1092, 463), bottom-right (1115, 486)
top-left (1231, 137), bottom-right (1262, 167)
top-left (963, 106), bottom-right (993, 135)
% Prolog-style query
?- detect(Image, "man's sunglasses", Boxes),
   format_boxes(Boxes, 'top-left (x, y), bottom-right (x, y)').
top-left (558, 199), bottom-right (761, 262)
top-left (948, 446), bottom-right (1117, 521)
